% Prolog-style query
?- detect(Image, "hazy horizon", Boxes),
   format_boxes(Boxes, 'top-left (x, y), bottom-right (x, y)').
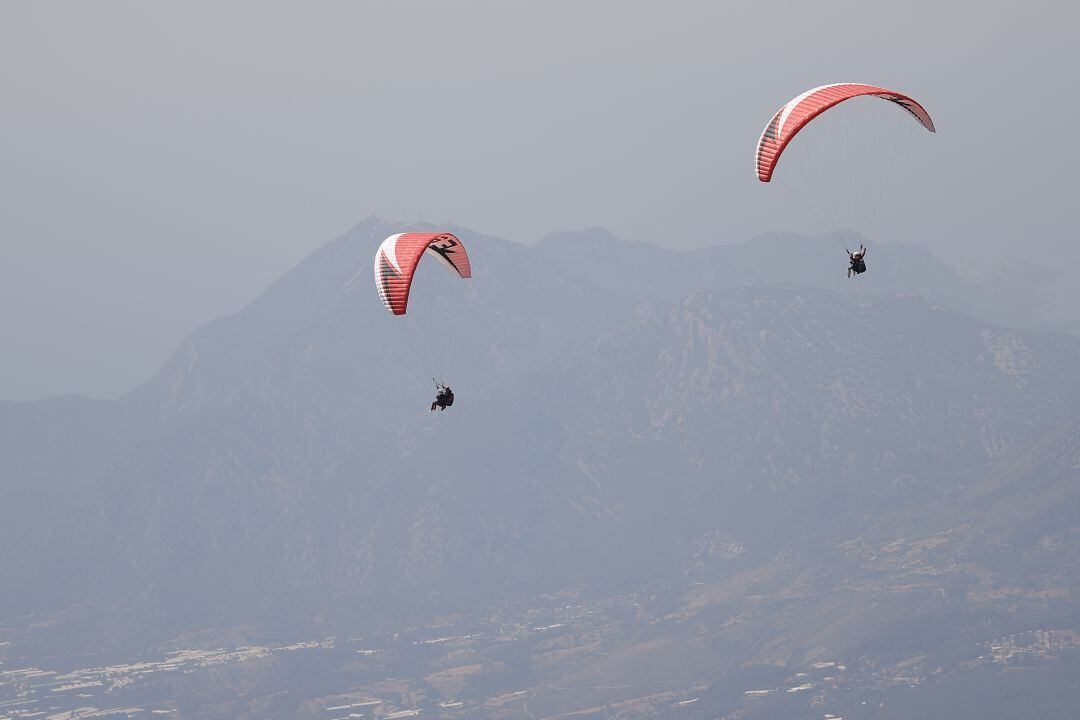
top-left (3, 0), bottom-right (1077, 399)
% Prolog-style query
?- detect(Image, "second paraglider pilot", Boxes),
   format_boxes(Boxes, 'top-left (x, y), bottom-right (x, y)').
top-left (847, 244), bottom-right (867, 278)
top-left (431, 381), bottom-right (454, 412)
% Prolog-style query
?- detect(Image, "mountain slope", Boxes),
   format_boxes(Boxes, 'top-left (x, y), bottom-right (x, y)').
top-left (2, 221), bottom-right (1079, 662)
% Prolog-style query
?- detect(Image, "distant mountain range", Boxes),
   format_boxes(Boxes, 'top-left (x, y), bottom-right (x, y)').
top-left (2, 218), bottom-right (1079, 718)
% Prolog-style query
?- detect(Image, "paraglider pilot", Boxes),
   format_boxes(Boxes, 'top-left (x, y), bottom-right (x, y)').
top-left (847, 244), bottom-right (868, 278)
top-left (431, 380), bottom-right (454, 412)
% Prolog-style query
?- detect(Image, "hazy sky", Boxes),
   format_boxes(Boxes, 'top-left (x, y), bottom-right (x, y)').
top-left (2, 0), bottom-right (1077, 400)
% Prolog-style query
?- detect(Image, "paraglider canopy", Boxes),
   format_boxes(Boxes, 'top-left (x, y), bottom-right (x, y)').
top-left (374, 232), bottom-right (472, 315)
top-left (755, 83), bottom-right (935, 183)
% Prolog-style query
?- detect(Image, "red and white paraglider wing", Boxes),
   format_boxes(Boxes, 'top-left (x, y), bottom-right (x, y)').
top-left (373, 232), bottom-right (471, 315)
top-left (755, 83), bottom-right (935, 183)
top-left (423, 232), bottom-right (472, 280)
